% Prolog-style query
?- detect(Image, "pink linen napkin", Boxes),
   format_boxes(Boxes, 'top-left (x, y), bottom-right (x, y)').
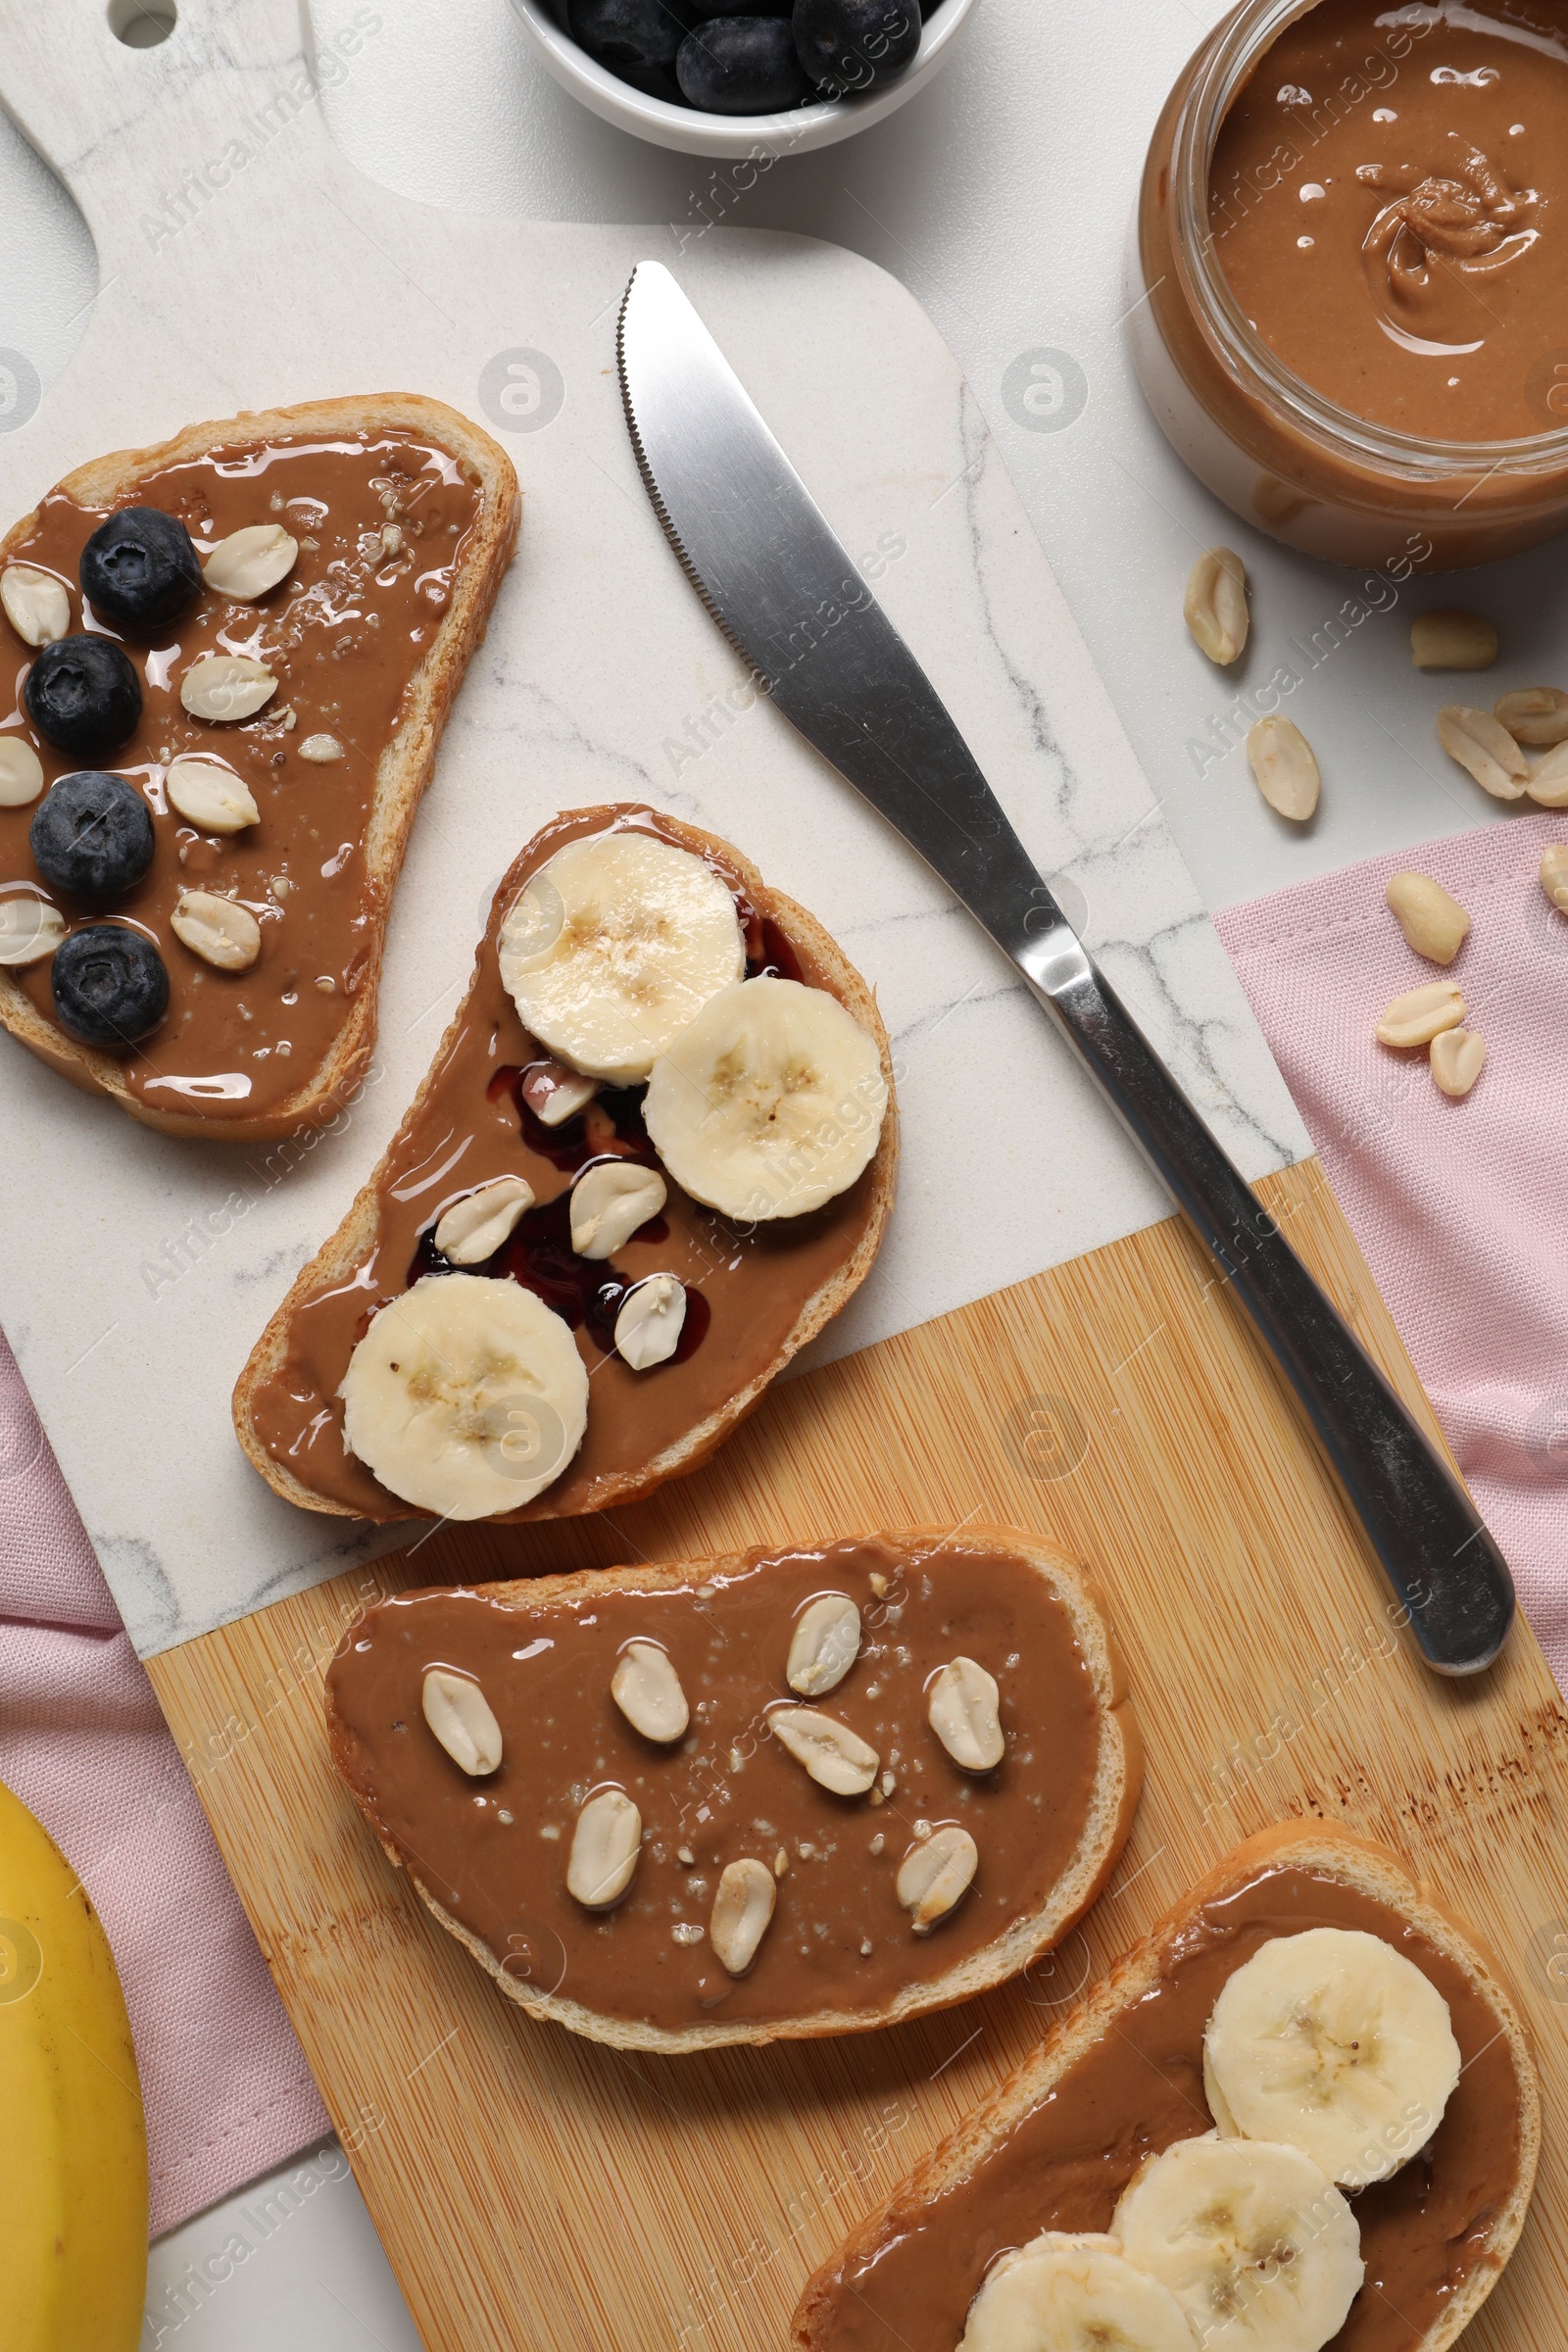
top-left (0, 1331), bottom-right (327, 2236)
top-left (1214, 811), bottom-right (1568, 1693)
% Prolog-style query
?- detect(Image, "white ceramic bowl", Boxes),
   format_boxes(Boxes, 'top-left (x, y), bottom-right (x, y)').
top-left (510, 0), bottom-right (981, 158)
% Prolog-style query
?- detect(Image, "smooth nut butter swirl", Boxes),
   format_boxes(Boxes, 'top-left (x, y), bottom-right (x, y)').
top-left (804, 1865), bottom-right (1522, 2352)
top-left (325, 1540), bottom-right (1104, 2034)
top-left (247, 808), bottom-right (891, 1523)
top-left (1209, 0), bottom-right (1568, 441)
top-left (0, 433), bottom-right (482, 1116)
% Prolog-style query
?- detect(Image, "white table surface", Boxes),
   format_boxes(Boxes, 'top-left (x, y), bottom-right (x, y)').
top-left (3, 0), bottom-right (1561, 2339)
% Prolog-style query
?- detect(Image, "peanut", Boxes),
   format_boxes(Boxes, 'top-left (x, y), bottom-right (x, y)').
top-left (1247, 715), bottom-right (1320, 820)
top-left (1527, 742), bottom-right (1568, 808)
top-left (1540, 846), bottom-right (1568, 914)
top-left (1430, 1029), bottom-right (1486, 1100)
top-left (710, 1859), bottom-right (776, 1977)
top-left (927, 1657), bottom-right (1004, 1772)
top-left (610, 1640), bottom-right (689, 1743)
top-left (1184, 548), bottom-right (1250, 665)
top-left (786, 1593), bottom-right (862, 1697)
top-left (1436, 706), bottom-right (1529, 800)
top-left (1494, 686), bottom-right (1568, 746)
top-left (896, 1826), bottom-right (979, 1933)
top-left (769, 1705), bottom-right (879, 1795)
top-left (1385, 872), bottom-right (1470, 965)
top-left (565, 1788), bottom-right (642, 1910)
top-left (1376, 981), bottom-right (1466, 1050)
top-left (421, 1667), bottom-right (503, 1777)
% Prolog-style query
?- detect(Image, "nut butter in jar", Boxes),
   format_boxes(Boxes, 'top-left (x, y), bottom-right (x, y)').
top-left (1130, 0), bottom-right (1568, 565)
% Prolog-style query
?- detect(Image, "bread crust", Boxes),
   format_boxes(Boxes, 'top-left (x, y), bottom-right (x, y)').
top-left (231, 805), bottom-right (899, 1524)
top-left (0, 393), bottom-right (519, 1142)
top-left (326, 1527), bottom-right (1142, 2052)
top-left (792, 1819), bottom-right (1541, 2352)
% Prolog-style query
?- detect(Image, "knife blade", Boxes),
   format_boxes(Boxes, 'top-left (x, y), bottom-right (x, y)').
top-left (616, 258), bottom-right (1514, 1677)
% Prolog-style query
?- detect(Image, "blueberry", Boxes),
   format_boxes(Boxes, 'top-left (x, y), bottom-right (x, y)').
top-left (79, 507), bottom-right (201, 629)
top-left (30, 771), bottom-right (156, 903)
top-left (50, 923), bottom-right (169, 1048)
top-left (678, 17), bottom-right (812, 109)
top-left (569, 0), bottom-right (693, 71)
top-left (793, 0), bottom-right (920, 94)
top-left (22, 635), bottom-right (142, 760)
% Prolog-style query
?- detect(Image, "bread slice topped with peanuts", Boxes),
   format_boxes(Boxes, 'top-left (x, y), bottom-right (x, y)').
top-left (232, 803), bottom-right (898, 1525)
top-left (324, 1529), bottom-right (1142, 2053)
top-left (795, 1821), bottom-right (1540, 2352)
top-left (0, 394), bottom-right (517, 1140)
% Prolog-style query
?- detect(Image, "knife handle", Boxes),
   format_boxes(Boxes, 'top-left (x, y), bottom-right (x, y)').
top-left (1022, 938), bottom-right (1513, 1675)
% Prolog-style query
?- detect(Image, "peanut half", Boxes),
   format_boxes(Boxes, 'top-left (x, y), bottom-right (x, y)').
top-left (565, 1787), bottom-right (642, 1910)
top-left (768, 1705), bottom-right (879, 1796)
top-left (569, 1160), bottom-right (666, 1260)
top-left (896, 1826), bottom-right (979, 1933)
top-left (0, 897), bottom-right (65, 968)
top-left (1, 563), bottom-right (70, 648)
top-left (1385, 872), bottom-right (1470, 965)
top-left (710, 1858), bottom-right (777, 1977)
top-left (0, 737), bottom-right (45, 808)
top-left (1247, 715), bottom-right (1320, 820)
top-left (1376, 980), bottom-right (1466, 1049)
top-left (927, 1657), bottom-right (1004, 1772)
top-left (179, 653), bottom-right (277, 722)
top-left (1411, 610), bottom-right (1498, 670)
top-left (433, 1176), bottom-right (535, 1266)
top-left (1494, 686), bottom-right (1568, 746)
top-left (1430, 1029), bottom-right (1486, 1100)
top-left (786, 1593), bottom-right (862, 1697)
top-left (1436, 706), bottom-right (1529, 800)
top-left (610, 1639), bottom-right (690, 1743)
top-left (1527, 742), bottom-right (1568, 808)
top-left (202, 523), bottom-right (298, 603)
top-left (421, 1667), bottom-right (504, 1777)
top-left (1540, 846), bottom-right (1568, 914)
top-left (1183, 547), bottom-right (1250, 665)
top-left (172, 889), bottom-right (263, 972)
top-left (165, 756), bottom-right (260, 837)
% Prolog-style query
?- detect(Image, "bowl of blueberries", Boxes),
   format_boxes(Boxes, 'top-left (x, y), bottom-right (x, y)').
top-left (513, 0), bottom-right (979, 157)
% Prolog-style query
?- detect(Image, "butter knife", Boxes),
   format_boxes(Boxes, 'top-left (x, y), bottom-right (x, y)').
top-left (616, 259), bottom-right (1513, 1676)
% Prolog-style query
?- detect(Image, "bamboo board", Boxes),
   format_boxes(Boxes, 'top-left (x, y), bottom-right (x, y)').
top-left (149, 1157), bottom-right (1568, 2352)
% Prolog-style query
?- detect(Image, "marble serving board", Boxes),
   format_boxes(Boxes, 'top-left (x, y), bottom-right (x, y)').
top-left (0, 0), bottom-right (1306, 1659)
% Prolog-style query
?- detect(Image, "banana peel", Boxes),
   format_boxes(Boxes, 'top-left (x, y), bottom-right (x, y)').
top-left (0, 1776), bottom-right (147, 2352)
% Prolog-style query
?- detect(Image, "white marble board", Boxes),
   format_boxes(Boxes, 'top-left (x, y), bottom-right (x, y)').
top-left (0, 0), bottom-right (1307, 1660)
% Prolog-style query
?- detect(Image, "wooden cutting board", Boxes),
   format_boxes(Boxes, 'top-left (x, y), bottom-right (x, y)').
top-left (148, 1156), bottom-right (1568, 2352)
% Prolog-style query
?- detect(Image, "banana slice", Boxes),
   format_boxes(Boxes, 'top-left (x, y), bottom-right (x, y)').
top-left (643, 976), bottom-right (887, 1221)
top-left (1202, 1926), bottom-right (1461, 2188)
top-left (959, 2232), bottom-right (1193, 2352)
top-left (1112, 2133), bottom-right (1363, 2352)
top-left (498, 831), bottom-right (745, 1084)
top-left (338, 1273), bottom-right (588, 1519)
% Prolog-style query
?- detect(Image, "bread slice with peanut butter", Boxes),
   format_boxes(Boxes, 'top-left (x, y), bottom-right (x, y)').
top-left (324, 1529), bottom-right (1143, 2054)
top-left (0, 393), bottom-right (517, 1141)
top-left (794, 1821), bottom-right (1539, 2352)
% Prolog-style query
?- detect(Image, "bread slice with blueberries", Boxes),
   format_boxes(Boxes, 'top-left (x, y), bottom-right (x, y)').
top-left (0, 393), bottom-right (517, 1141)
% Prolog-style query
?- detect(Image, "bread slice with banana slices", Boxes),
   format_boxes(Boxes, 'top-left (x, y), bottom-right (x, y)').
top-left (794, 1821), bottom-right (1539, 2352)
top-left (324, 1528), bottom-right (1141, 2052)
top-left (0, 394), bottom-right (517, 1141)
top-left (232, 804), bottom-right (897, 1523)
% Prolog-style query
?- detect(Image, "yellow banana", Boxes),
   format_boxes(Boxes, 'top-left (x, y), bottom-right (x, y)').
top-left (0, 1776), bottom-right (147, 2352)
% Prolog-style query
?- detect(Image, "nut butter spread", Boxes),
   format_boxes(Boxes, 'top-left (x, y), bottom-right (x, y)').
top-left (807, 1865), bottom-right (1521, 2352)
top-left (326, 1539), bottom-right (1106, 2034)
top-left (1211, 0), bottom-right (1568, 441)
top-left (247, 807), bottom-right (890, 1521)
top-left (0, 433), bottom-right (482, 1118)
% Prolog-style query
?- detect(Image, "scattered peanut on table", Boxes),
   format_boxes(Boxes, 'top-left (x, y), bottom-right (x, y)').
top-left (1183, 547), bottom-right (1250, 665)
top-left (1376, 980), bottom-right (1467, 1049)
top-left (1437, 706), bottom-right (1530, 800)
top-left (1385, 871), bottom-right (1470, 964)
top-left (1494, 686), bottom-right (1568, 745)
top-left (1247, 714), bottom-right (1320, 820)
top-left (1542, 846), bottom-right (1568, 914)
top-left (1430, 1029), bottom-right (1486, 1100)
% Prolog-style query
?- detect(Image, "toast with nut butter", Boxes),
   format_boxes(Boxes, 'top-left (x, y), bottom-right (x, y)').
top-left (324, 1530), bottom-right (1143, 2053)
top-left (0, 394), bottom-right (517, 1140)
top-left (232, 804), bottom-right (897, 1526)
top-left (796, 1822), bottom-right (1540, 2352)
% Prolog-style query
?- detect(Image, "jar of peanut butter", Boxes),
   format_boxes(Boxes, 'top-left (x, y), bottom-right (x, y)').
top-left (1131, 0), bottom-right (1568, 565)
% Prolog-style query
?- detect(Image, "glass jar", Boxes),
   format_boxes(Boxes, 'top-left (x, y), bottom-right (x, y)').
top-left (1128, 0), bottom-right (1568, 567)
